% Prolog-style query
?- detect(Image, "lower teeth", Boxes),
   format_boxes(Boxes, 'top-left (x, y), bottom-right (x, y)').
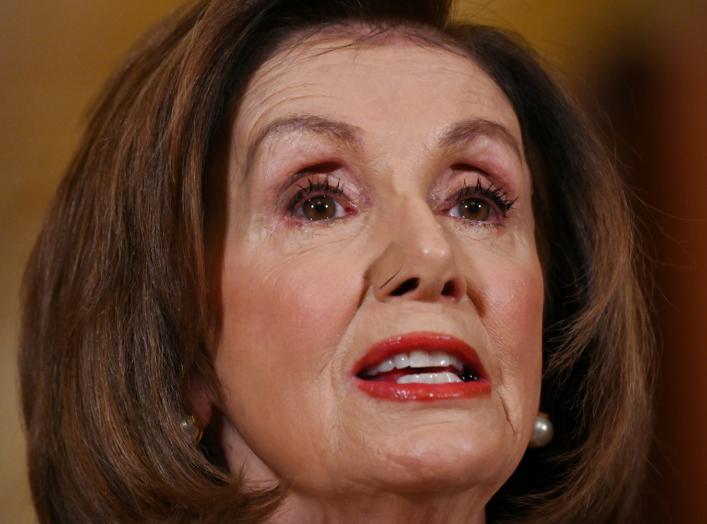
top-left (396, 371), bottom-right (462, 384)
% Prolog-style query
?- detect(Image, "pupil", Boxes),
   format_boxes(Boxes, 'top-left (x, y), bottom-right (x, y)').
top-left (461, 199), bottom-right (489, 221)
top-left (303, 196), bottom-right (335, 221)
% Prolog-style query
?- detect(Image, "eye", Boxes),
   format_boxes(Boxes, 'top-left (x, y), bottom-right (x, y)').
top-left (299, 194), bottom-right (345, 221)
top-left (288, 175), bottom-right (351, 222)
top-left (446, 178), bottom-right (515, 223)
top-left (450, 198), bottom-right (491, 221)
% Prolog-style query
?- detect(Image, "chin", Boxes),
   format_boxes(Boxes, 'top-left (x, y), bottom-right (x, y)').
top-left (356, 422), bottom-right (519, 496)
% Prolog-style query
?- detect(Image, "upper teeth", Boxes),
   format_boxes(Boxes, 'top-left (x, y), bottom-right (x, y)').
top-left (366, 350), bottom-right (464, 376)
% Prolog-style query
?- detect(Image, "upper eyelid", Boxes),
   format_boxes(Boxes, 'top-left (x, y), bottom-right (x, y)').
top-left (263, 134), bottom-right (520, 201)
top-left (453, 179), bottom-right (515, 206)
top-left (254, 118), bottom-right (523, 196)
top-left (245, 115), bottom-right (363, 180)
top-left (274, 152), bottom-right (519, 210)
top-left (286, 174), bottom-right (353, 210)
top-left (292, 177), bottom-right (345, 199)
top-left (437, 118), bottom-right (523, 158)
top-left (447, 162), bottom-right (515, 193)
top-left (276, 161), bottom-right (353, 197)
top-left (280, 166), bottom-right (513, 199)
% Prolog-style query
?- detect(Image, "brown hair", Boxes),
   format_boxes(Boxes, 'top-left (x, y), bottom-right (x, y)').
top-left (19, 1), bottom-right (653, 522)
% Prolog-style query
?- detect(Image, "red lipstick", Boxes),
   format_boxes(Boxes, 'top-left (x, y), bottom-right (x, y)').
top-left (352, 331), bottom-right (490, 401)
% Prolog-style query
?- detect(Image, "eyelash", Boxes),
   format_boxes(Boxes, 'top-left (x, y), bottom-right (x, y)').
top-left (286, 175), bottom-right (515, 223)
top-left (288, 175), bottom-right (349, 213)
top-left (448, 178), bottom-right (516, 218)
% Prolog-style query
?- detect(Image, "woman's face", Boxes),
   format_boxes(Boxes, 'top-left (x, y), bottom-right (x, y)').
top-left (212, 33), bottom-right (544, 503)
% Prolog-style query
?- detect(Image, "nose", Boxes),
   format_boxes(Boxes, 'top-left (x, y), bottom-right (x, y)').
top-left (364, 200), bottom-right (467, 304)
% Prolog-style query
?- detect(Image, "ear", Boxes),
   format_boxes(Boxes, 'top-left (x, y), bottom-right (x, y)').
top-left (185, 374), bottom-right (215, 430)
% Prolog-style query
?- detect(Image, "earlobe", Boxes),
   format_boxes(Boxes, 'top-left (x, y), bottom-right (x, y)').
top-left (185, 375), bottom-right (215, 431)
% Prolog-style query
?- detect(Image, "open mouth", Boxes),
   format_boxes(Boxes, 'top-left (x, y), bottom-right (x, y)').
top-left (352, 332), bottom-right (490, 401)
top-left (357, 350), bottom-right (482, 384)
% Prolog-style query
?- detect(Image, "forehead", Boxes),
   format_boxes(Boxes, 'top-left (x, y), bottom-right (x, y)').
top-left (234, 33), bottom-right (522, 157)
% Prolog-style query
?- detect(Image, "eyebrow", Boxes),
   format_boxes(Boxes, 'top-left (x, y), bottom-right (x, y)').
top-left (244, 114), bottom-right (522, 175)
top-left (437, 118), bottom-right (523, 162)
top-left (245, 114), bottom-right (363, 173)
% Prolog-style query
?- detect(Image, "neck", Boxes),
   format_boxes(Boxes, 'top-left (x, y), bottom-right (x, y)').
top-left (269, 488), bottom-right (487, 524)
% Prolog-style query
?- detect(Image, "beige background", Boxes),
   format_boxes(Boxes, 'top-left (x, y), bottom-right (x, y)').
top-left (2, 1), bottom-right (705, 522)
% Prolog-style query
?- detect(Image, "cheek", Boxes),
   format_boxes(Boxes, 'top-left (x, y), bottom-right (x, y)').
top-left (483, 260), bottom-right (544, 433)
top-left (217, 172), bottom-right (360, 361)
top-left (218, 250), bottom-right (352, 380)
top-left (213, 245), bottom-right (362, 464)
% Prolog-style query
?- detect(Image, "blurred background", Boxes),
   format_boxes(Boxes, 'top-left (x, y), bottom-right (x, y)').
top-left (1, 1), bottom-right (705, 521)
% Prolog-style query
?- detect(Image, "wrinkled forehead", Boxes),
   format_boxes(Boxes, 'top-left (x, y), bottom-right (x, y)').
top-left (232, 26), bottom-right (524, 165)
top-left (247, 22), bottom-right (472, 81)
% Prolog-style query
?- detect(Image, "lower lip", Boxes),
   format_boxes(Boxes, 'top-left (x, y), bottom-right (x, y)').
top-left (354, 377), bottom-right (491, 401)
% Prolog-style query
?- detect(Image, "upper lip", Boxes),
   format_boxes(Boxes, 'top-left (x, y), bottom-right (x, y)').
top-left (352, 331), bottom-right (487, 379)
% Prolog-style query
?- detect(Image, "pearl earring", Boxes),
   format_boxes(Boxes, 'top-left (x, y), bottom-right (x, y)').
top-left (529, 412), bottom-right (554, 448)
top-left (180, 415), bottom-right (203, 445)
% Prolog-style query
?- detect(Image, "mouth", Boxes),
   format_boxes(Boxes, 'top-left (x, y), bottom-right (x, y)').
top-left (352, 331), bottom-right (491, 401)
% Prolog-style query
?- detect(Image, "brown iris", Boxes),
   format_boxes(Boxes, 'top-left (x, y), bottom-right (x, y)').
top-left (458, 198), bottom-right (490, 221)
top-left (302, 195), bottom-right (336, 221)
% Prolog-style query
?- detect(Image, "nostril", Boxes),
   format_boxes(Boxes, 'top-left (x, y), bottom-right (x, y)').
top-left (441, 280), bottom-right (456, 297)
top-left (390, 278), bottom-right (419, 296)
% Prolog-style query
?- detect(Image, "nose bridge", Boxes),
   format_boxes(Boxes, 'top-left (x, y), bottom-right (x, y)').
top-left (399, 196), bottom-right (453, 263)
top-left (365, 195), bottom-right (466, 303)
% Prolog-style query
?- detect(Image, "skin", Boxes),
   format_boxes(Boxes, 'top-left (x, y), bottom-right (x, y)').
top-left (206, 31), bottom-right (544, 523)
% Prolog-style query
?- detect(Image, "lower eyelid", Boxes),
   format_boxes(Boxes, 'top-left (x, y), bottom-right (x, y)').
top-left (446, 215), bottom-right (506, 233)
